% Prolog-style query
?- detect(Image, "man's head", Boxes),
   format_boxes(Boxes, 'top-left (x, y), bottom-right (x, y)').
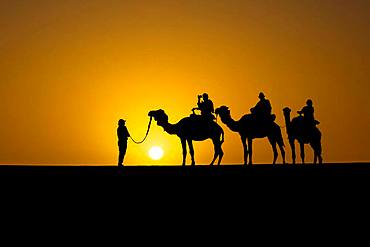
top-left (306, 99), bottom-right (313, 106)
top-left (118, 119), bottom-right (126, 126)
top-left (259, 92), bottom-right (265, 99)
top-left (202, 93), bottom-right (209, 100)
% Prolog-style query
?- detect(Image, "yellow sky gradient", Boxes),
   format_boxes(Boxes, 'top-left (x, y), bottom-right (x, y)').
top-left (0, 0), bottom-right (369, 165)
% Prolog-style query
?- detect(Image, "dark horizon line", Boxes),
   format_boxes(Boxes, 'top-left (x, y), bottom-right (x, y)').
top-left (0, 162), bottom-right (369, 166)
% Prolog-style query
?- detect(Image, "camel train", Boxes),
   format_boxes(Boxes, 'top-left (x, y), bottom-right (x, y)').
top-left (147, 93), bottom-right (323, 166)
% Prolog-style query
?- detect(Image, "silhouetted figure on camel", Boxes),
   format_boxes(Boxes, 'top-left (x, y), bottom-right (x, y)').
top-left (297, 99), bottom-right (320, 128)
top-left (192, 93), bottom-right (216, 121)
top-left (148, 109), bottom-right (224, 166)
top-left (250, 92), bottom-right (276, 126)
top-left (283, 99), bottom-right (323, 164)
top-left (117, 119), bottom-right (130, 167)
top-left (216, 103), bottom-right (285, 165)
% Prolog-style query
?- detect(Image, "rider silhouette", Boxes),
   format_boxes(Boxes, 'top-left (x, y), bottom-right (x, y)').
top-left (117, 119), bottom-right (130, 167)
top-left (251, 92), bottom-right (273, 123)
top-left (193, 93), bottom-right (215, 121)
top-left (298, 99), bottom-right (320, 127)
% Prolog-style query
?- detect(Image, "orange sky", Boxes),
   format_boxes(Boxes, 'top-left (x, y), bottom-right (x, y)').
top-left (0, 0), bottom-right (369, 165)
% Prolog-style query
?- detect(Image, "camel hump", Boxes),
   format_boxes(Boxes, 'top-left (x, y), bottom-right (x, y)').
top-left (240, 114), bottom-right (253, 122)
top-left (241, 113), bottom-right (275, 124)
top-left (292, 115), bottom-right (304, 123)
top-left (190, 113), bottom-right (215, 122)
top-left (187, 115), bottom-right (221, 130)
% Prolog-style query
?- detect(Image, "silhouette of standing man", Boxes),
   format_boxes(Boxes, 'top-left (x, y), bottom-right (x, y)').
top-left (117, 119), bottom-right (130, 167)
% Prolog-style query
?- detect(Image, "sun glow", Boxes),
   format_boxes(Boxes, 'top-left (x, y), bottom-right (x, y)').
top-left (148, 146), bottom-right (164, 161)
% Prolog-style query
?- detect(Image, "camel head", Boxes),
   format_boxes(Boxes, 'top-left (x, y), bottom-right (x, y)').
top-left (215, 106), bottom-right (233, 124)
top-left (148, 109), bottom-right (169, 126)
top-left (215, 106), bottom-right (231, 119)
top-left (283, 107), bottom-right (291, 117)
top-left (283, 107), bottom-right (292, 125)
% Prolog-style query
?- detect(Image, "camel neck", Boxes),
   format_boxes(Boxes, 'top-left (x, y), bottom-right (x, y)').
top-left (283, 113), bottom-right (291, 135)
top-left (220, 114), bottom-right (239, 132)
top-left (159, 121), bottom-right (178, 135)
top-left (284, 113), bottom-right (291, 126)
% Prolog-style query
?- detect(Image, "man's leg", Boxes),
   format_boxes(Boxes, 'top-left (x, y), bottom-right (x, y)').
top-left (118, 142), bottom-right (127, 167)
top-left (121, 142), bottom-right (128, 166)
top-left (118, 152), bottom-right (124, 167)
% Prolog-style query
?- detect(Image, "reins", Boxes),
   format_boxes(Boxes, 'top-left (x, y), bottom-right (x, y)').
top-left (130, 117), bottom-right (153, 144)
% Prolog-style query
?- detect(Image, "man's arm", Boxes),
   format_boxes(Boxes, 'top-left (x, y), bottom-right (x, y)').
top-left (197, 95), bottom-right (203, 106)
top-left (297, 106), bottom-right (305, 115)
top-left (267, 100), bottom-right (272, 113)
top-left (254, 101), bottom-right (261, 110)
top-left (125, 127), bottom-right (130, 137)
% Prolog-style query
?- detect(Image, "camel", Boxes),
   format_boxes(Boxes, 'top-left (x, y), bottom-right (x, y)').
top-left (148, 110), bottom-right (225, 166)
top-left (215, 106), bottom-right (285, 165)
top-left (283, 107), bottom-right (323, 164)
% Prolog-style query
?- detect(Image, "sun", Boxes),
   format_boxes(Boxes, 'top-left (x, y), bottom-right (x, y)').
top-left (148, 146), bottom-right (164, 161)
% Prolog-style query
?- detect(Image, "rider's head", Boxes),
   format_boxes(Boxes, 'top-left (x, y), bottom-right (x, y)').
top-left (118, 119), bottom-right (126, 126)
top-left (259, 92), bottom-right (265, 100)
top-left (306, 99), bottom-right (313, 106)
top-left (202, 93), bottom-right (209, 100)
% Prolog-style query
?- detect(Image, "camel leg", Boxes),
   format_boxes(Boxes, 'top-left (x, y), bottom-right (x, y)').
top-left (311, 142), bottom-right (317, 164)
top-left (279, 143), bottom-right (286, 165)
top-left (318, 155), bottom-right (323, 165)
top-left (316, 141), bottom-right (323, 164)
top-left (241, 136), bottom-right (248, 166)
top-left (269, 138), bottom-right (278, 165)
top-left (277, 136), bottom-right (286, 165)
top-left (217, 142), bottom-right (224, 166)
top-left (300, 142), bottom-right (305, 165)
top-left (181, 138), bottom-right (187, 166)
top-left (210, 140), bottom-right (220, 166)
top-left (289, 139), bottom-right (296, 165)
top-left (188, 140), bottom-right (195, 166)
top-left (248, 138), bottom-right (253, 166)
top-left (318, 142), bottom-right (323, 164)
top-left (311, 141), bottom-right (323, 165)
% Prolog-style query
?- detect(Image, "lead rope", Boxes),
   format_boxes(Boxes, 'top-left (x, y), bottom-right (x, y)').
top-left (130, 117), bottom-right (153, 144)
